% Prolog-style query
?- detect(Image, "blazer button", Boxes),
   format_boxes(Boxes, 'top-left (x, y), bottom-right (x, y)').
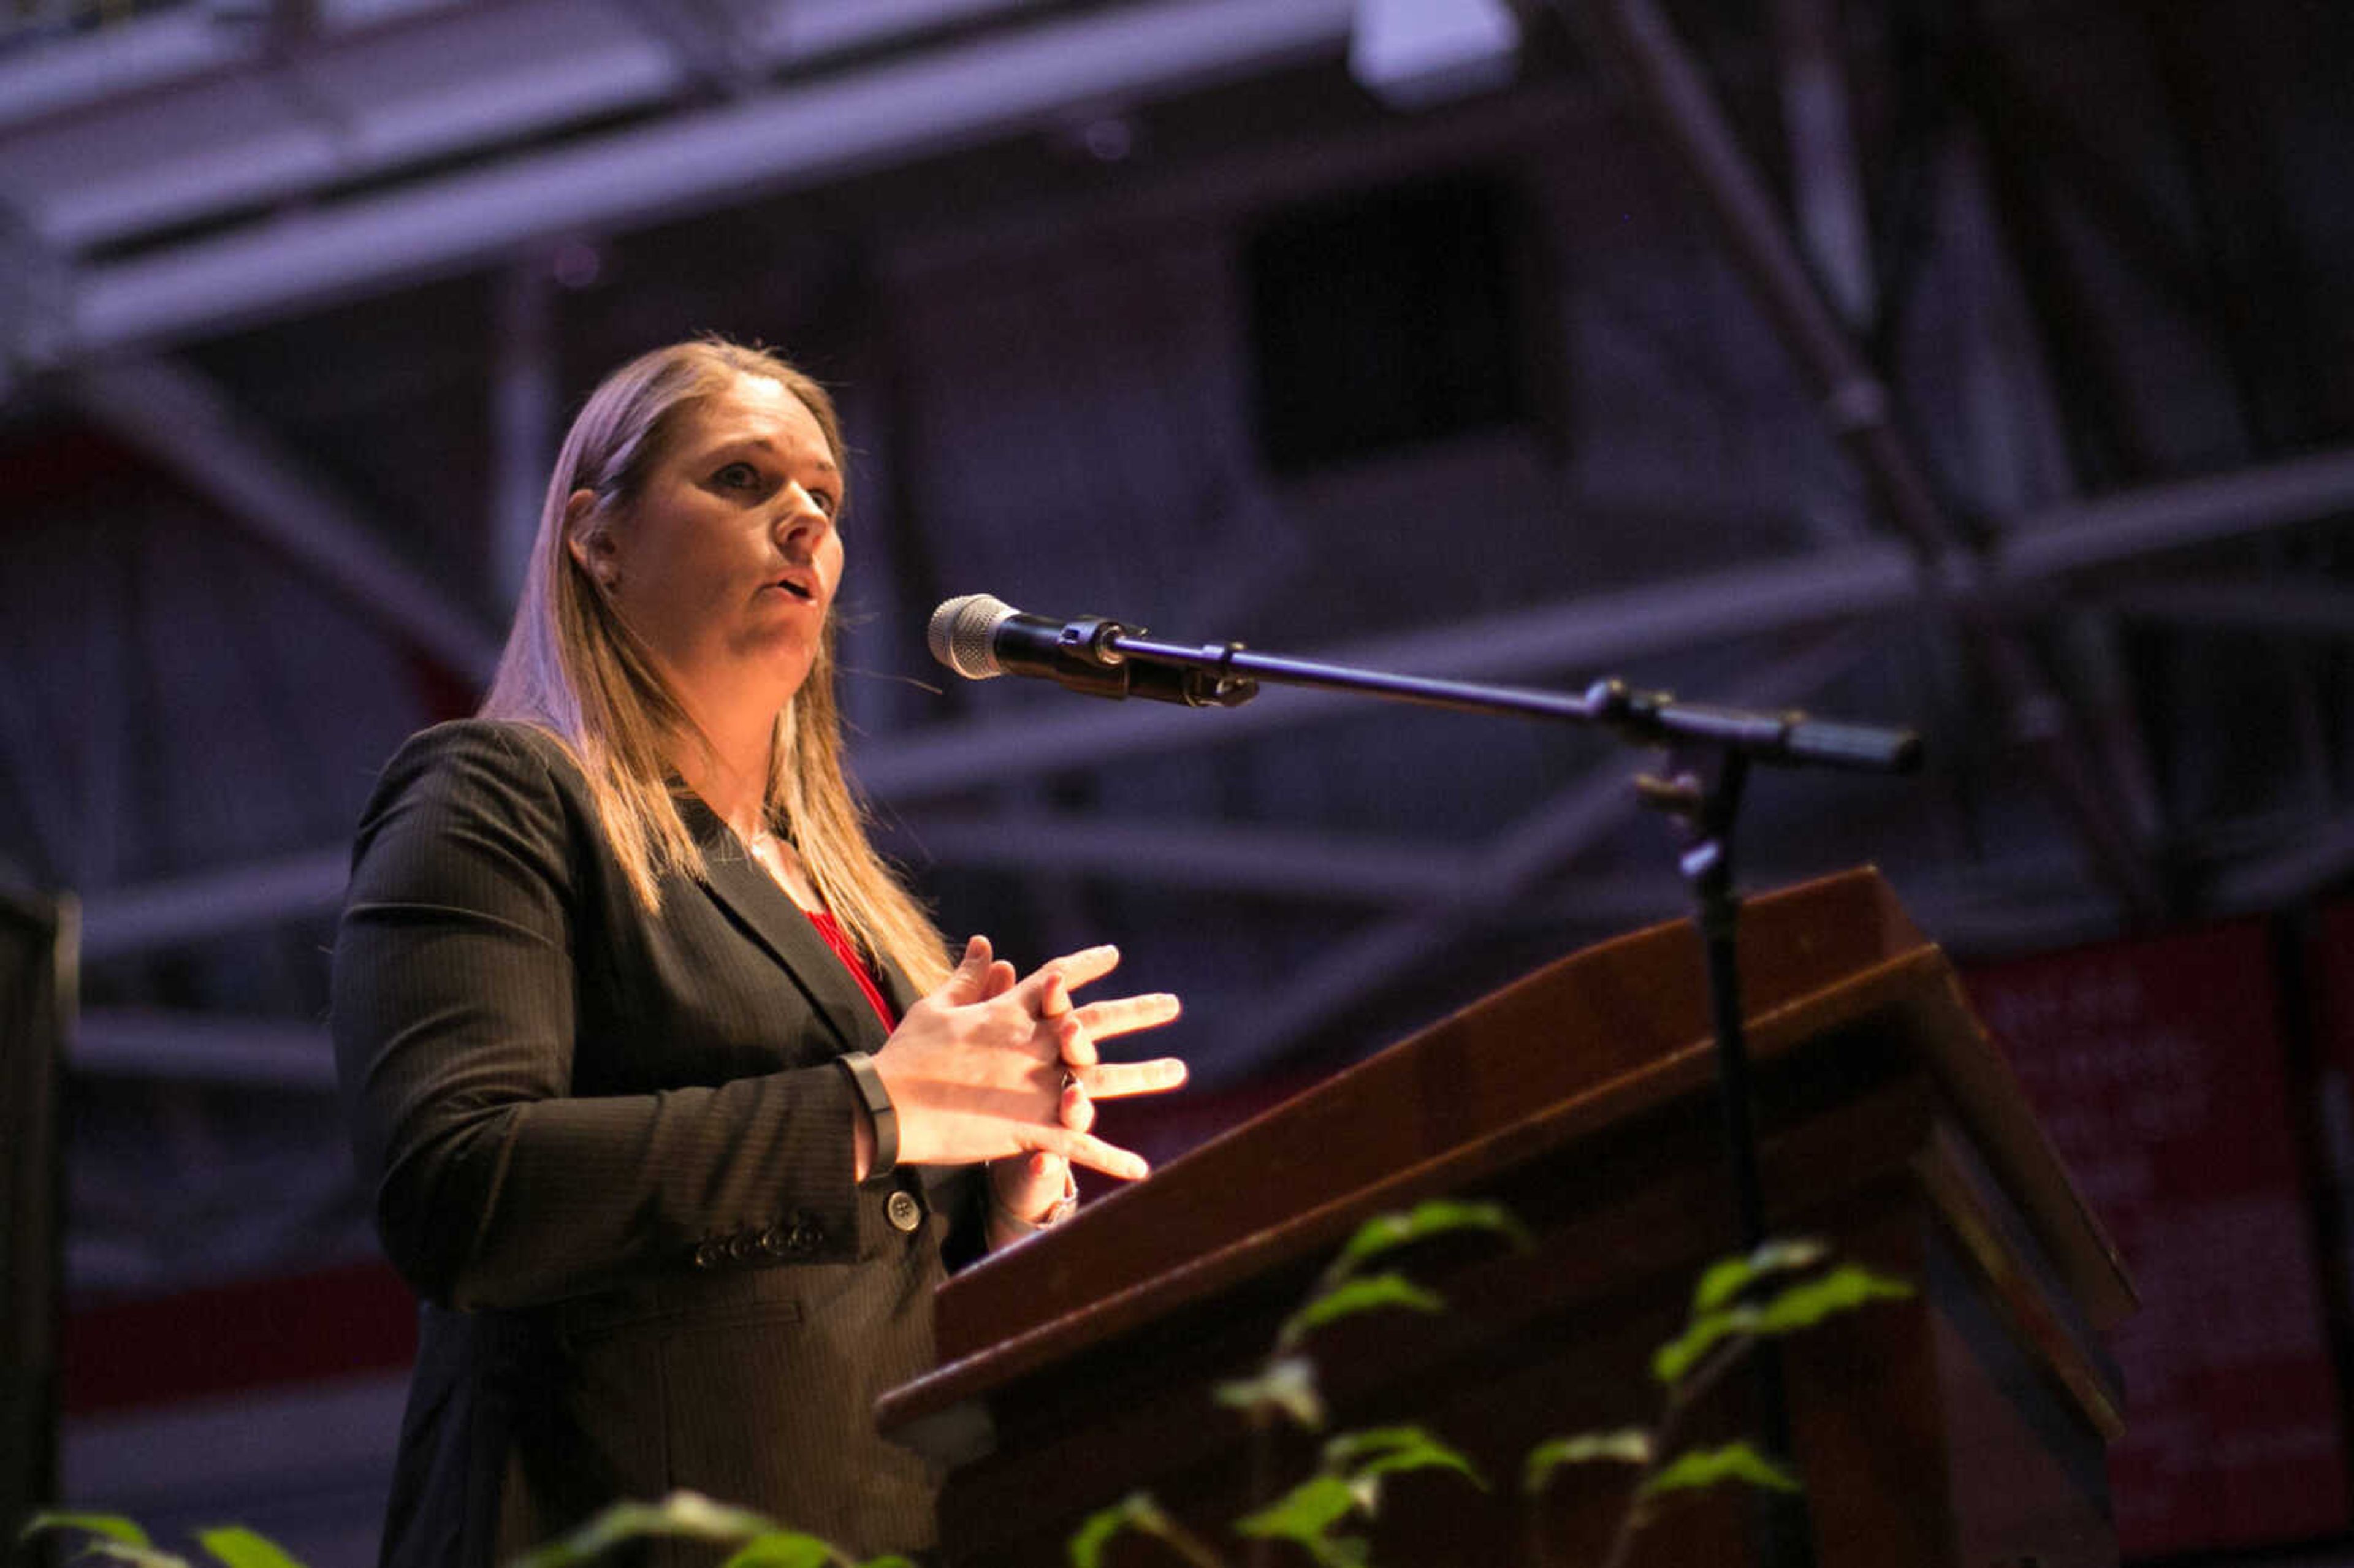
top-left (885, 1189), bottom-right (923, 1233)
top-left (760, 1225), bottom-right (793, 1258)
top-left (728, 1231), bottom-right (761, 1262)
top-left (691, 1239), bottom-right (726, 1270)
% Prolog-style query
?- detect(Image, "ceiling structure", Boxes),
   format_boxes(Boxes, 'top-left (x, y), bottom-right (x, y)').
top-left (3, 0), bottom-right (2352, 1297)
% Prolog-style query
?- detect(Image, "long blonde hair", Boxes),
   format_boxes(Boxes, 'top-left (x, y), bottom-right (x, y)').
top-left (482, 338), bottom-right (950, 992)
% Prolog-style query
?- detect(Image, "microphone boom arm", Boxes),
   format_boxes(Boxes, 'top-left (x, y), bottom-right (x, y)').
top-left (1103, 631), bottom-right (1918, 774)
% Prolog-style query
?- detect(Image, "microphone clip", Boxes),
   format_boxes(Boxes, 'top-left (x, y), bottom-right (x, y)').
top-left (1057, 615), bottom-right (1133, 669)
top-left (1063, 616), bottom-right (1257, 708)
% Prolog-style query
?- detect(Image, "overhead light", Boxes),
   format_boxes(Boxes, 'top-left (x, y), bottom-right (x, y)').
top-left (1349, 0), bottom-right (1520, 110)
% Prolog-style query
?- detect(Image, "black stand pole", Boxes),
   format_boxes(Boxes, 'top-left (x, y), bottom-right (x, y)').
top-left (1636, 748), bottom-right (1770, 1247)
top-left (1638, 745), bottom-right (1816, 1568)
top-left (1040, 622), bottom-right (1917, 1568)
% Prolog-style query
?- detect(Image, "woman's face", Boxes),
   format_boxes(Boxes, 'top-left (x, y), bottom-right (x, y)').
top-left (571, 373), bottom-right (845, 712)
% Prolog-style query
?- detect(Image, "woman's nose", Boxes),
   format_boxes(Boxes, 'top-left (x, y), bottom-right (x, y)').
top-left (777, 484), bottom-right (829, 536)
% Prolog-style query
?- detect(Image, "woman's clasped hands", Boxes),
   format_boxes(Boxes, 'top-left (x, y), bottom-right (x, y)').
top-left (866, 935), bottom-right (1186, 1222)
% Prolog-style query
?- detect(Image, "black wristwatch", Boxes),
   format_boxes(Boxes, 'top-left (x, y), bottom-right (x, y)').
top-left (835, 1051), bottom-right (898, 1177)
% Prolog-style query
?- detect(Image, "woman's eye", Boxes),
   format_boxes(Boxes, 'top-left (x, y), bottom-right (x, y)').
top-left (714, 461), bottom-right (762, 490)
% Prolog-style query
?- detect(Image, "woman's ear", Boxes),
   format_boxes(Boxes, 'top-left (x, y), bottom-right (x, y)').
top-left (563, 488), bottom-right (619, 588)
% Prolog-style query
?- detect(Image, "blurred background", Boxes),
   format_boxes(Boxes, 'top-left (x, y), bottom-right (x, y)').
top-left (1, 0), bottom-right (2352, 1560)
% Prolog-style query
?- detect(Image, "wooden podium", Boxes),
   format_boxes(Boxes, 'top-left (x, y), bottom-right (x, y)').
top-left (878, 869), bottom-right (2135, 1566)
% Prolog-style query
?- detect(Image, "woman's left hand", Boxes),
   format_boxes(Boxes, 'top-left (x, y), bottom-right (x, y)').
top-left (985, 950), bottom-right (1129, 1236)
top-left (988, 1151), bottom-right (1077, 1236)
top-left (986, 1073), bottom-right (1089, 1231)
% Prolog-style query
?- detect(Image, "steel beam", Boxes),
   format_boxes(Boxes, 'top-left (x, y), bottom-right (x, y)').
top-left (7, 2), bottom-right (684, 253)
top-left (64, 356), bottom-right (503, 680)
top-left (1769, 0), bottom-right (1874, 326)
top-left (1996, 448), bottom-right (2354, 579)
top-left (891, 815), bottom-right (1471, 905)
top-left (0, 0), bottom-right (1049, 256)
top-left (490, 261), bottom-right (558, 609)
top-left (0, 7), bottom-right (257, 134)
top-left (2098, 578), bottom-right (2354, 641)
top-left (1567, 0), bottom-right (2162, 913)
top-left (71, 1008), bottom-right (338, 1089)
top-left (614, 0), bottom-right (764, 101)
top-left (77, 847), bottom-right (350, 962)
top-left (63, 0), bottom-right (1354, 355)
top-left (739, 0), bottom-right (1049, 63)
top-left (2213, 815), bottom-right (2354, 915)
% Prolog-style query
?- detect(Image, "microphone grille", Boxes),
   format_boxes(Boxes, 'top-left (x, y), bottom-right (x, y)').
top-left (927, 593), bottom-right (1015, 679)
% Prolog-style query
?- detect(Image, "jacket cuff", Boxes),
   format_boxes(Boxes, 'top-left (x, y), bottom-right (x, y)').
top-left (682, 1064), bottom-right (863, 1271)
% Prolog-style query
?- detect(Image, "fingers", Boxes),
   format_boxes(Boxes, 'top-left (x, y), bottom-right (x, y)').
top-left (1059, 1072), bottom-right (1095, 1133)
top-left (989, 1151), bottom-right (1070, 1218)
top-left (1014, 944), bottom-right (1122, 1015)
top-left (1049, 991), bottom-right (1183, 1073)
top-left (1051, 1006), bottom-right (1097, 1068)
top-left (1018, 1124), bottom-right (1149, 1183)
top-left (1073, 992), bottom-right (1181, 1043)
top-left (1072, 1057), bottom-right (1188, 1100)
top-left (1039, 972), bottom-right (1072, 1019)
top-left (933, 935), bottom-right (997, 1003)
top-left (981, 957), bottom-right (1018, 1001)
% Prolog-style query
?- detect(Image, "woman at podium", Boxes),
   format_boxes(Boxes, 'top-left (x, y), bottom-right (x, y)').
top-left (332, 337), bottom-right (1187, 1565)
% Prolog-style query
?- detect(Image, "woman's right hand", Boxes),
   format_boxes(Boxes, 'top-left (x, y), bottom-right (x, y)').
top-left (868, 935), bottom-right (1186, 1180)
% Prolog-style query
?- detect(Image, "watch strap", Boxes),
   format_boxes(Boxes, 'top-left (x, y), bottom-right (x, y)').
top-left (835, 1050), bottom-right (897, 1178)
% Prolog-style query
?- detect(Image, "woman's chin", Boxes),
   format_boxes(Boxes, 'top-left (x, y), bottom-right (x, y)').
top-left (720, 630), bottom-right (818, 696)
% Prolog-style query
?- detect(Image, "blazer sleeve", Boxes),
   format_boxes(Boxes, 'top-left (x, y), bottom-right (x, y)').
top-left (332, 721), bottom-right (868, 1312)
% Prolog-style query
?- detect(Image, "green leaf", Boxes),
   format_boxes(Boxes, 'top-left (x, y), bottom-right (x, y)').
top-left (1331, 1200), bottom-right (1533, 1279)
top-left (1213, 1354), bottom-right (1325, 1430)
top-left (856, 1558), bottom-right (919, 1568)
top-left (718, 1533), bottom-right (839, 1568)
top-left (196, 1528), bottom-right (308, 1568)
top-left (74, 1546), bottom-right (191, 1568)
top-left (1652, 1262), bottom-right (1913, 1385)
top-left (1523, 1429), bottom-right (1653, 1492)
top-left (1651, 1303), bottom-right (1752, 1385)
top-left (1067, 1493), bottom-right (1172, 1568)
top-left (1235, 1475), bottom-right (1359, 1540)
top-left (503, 1491), bottom-right (783, 1568)
top-left (1277, 1273), bottom-right (1444, 1350)
top-left (1322, 1426), bottom-right (1486, 1490)
top-left (1691, 1238), bottom-right (1831, 1315)
top-left (15, 1521), bottom-right (185, 1568)
top-left (20, 1514), bottom-right (154, 1548)
top-left (1752, 1263), bottom-right (1914, 1334)
top-left (1298, 1537), bottom-right (1368, 1568)
top-left (1640, 1441), bottom-right (1800, 1499)
top-left (1234, 1477), bottom-right (1369, 1568)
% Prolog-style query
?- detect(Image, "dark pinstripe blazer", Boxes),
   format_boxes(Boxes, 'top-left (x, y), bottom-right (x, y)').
top-left (332, 720), bottom-right (979, 1567)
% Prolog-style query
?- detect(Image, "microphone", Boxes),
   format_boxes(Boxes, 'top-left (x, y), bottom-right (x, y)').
top-left (926, 595), bottom-right (1257, 707)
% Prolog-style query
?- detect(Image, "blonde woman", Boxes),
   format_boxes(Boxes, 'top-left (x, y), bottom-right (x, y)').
top-left (332, 338), bottom-right (1186, 1565)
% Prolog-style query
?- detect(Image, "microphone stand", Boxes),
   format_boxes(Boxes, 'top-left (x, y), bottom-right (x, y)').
top-left (1057, 620), bottom-right (1920, 1568)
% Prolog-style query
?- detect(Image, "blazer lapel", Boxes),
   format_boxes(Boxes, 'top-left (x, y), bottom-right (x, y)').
top-left (878, 957), bottom-right (922, 1022)
top-left (679, 794), bottom-right (887, 1057)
